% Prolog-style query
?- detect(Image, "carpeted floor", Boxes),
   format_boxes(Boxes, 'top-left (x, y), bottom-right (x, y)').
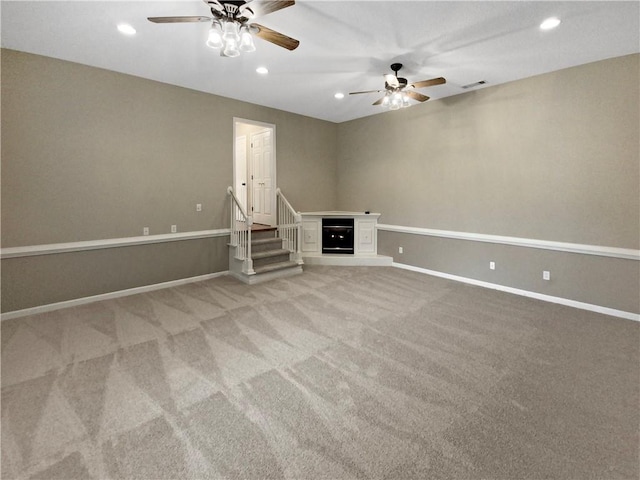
top-left (1, 266), bottom-right (638, 479)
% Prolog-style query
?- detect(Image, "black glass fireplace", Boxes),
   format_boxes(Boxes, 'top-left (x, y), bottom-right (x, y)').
top-left (322, 218), bottom-right (354, 254)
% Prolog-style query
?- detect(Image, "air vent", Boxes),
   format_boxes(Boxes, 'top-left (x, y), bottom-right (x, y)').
top-left (461, 80), bottom-right (487, 89)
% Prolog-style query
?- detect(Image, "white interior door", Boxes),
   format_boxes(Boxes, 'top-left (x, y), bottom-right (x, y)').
top-left (251, 129), bottom-right (273, 226)
top-left (233, 119), bottom-right (276, 227)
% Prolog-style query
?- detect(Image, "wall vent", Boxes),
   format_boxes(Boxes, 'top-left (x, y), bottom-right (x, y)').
top-left (461, 80), bottom-right (487, 89)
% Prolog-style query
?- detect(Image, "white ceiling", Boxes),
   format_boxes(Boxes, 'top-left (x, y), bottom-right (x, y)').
top-left (2, 1), bottom-right (639, 123)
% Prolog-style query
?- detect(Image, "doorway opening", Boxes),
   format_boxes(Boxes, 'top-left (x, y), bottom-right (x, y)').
top-left (233, 118), bottom-right (276, 227)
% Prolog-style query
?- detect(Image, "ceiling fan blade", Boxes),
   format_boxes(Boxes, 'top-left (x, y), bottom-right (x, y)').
top-left (384, 74), bottom-right (400, 88)
top-left (148, 16), bottom-right (211, 23)
top-left (405, 90), bottom-right (430, 102)
top-left (372, 97), bottom-right (386, 106)
top-left (349, 90), bottom-right (383, 95)
top-left (410, 77), bottom-right (446, 89)
top-left (252, 23), bottom-right (299, 50)
top-left (246, 0), bottom-right (295, 18)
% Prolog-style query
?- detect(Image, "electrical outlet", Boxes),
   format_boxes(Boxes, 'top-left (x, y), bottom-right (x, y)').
top-left (171, 225), bottom-right (177, 233)
top-left (399, 246), bottom-right (403, 254)
top-left (143, 227), bottom-right (149, 236)
top-left (543, 270), bottom-right (551, 281)
top-left (196, 203), bottom-right (202, 212)
top-left (489, 261), bottom-right (496, 270)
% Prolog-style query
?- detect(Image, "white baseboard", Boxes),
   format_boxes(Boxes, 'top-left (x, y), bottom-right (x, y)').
top-left (1, 271), bottom-right (229, 321)
top-left (4, 264), bottom-right (637, 323)
top-left (393, 262), bottom-right (640, 322)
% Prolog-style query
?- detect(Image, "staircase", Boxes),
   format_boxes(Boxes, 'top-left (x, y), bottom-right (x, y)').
top-left (227, 187), bottom-right (303, 284)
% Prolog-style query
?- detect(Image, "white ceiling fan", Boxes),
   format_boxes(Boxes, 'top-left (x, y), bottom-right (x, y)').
top-left (148, 0), bottom-right (299, 57)
top-left (350, 63), bottom-right (446, 110)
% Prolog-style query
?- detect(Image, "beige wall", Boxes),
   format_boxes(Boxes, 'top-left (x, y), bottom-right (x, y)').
top-left (338, 54), bottom-right (639, 314)
top-left (2, 49), bottom-right (338, 247)
top-left (338, 54), bottom-right (639, 248)
top-left (2, 237), bottom-right (229, 312)
top-left (1, 49), bottom-right (338, 311)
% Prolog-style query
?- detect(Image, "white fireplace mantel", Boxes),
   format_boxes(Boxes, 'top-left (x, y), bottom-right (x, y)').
top-left (299, 211), bottom-right (392, 266)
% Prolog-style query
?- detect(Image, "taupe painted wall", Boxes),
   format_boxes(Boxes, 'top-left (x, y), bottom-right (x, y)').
top-left (2, 49), bottom-right (338, 246)
top-left (2, 237), bottom-right (229, 311)
top-left (338, 54), bottom-right (639, 314)
top-left (1, 49), bottom-right (338, 312)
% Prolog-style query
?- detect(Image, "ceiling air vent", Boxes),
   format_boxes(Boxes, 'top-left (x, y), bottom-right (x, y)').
top-left (461, 80), bottom-right (487, 89)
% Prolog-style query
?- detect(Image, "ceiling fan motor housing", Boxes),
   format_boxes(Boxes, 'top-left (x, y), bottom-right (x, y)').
top-left (385, 77), bottom-right (408, 91)
top-left (386, 63), bottom-right (408, 91)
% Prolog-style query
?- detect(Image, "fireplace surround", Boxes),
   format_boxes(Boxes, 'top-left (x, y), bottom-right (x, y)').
top-left (299, 211), bottom-right (392, 266)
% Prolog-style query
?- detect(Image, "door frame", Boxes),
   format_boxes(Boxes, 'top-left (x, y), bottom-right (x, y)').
top-left (234, 134), bottom-right (248, 214)
top-left (233, 117), bottom-right (277, 227)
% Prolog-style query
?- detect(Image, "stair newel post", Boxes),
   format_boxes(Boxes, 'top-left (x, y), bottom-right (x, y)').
top-left (227, 186), bottom-right (236, 247)
top-left (246, 215), bottom-right (255, 275)
top-left (295, 212), bottom-right (303, 264)
top-left (276, 188), bottom-right (283, 250)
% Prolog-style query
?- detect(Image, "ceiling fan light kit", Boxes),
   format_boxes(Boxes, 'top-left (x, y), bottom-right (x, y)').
top-left (206, 19), bottom-right (256, 56)
top-left (383, 92), bottom-right (410, 110)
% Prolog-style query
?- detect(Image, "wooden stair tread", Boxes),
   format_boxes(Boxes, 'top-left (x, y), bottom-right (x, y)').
top-left (250, 224), bottom-right (277, 231)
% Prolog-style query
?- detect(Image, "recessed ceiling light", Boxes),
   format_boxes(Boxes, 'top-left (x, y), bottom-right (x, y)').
top-left (117, 23), bottom-right (136, 35)
top-left (334, 93), bottom-right (345, 99)
top-left (256, 67), bottom-right (269, 75)
top-left (540, 17), bottom-right (561, 30)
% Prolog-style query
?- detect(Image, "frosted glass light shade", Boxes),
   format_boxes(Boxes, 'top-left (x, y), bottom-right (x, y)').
top-left (223, 39), bottom-right (240, 57)
top-left (222, 20), bottom-right (240, 43)
top-left (240, 29), bottom-right (256, 52)
top-left (207, 26), bottom-right (223, 49)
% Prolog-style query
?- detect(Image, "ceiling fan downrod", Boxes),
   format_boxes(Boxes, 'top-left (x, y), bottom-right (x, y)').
top-left (390, 63), bottom-right (403, 76)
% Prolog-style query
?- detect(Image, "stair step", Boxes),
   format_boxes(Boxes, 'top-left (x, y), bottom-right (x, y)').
top-left (251, 228), bottom-right (278, 241)
top-left (252, 237), bottom-right (281, 245)
top-left (253, 260), bottom-right (300, 275)
top-left (251, 237), bottom-right (283, 253)
top-left (252, 248), bottom-right (290, 268)
top-left (252, 248), bottom-right (289, 260)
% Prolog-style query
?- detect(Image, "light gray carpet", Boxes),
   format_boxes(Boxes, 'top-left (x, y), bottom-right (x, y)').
top-left (1, 266), bottom-right (638, 479)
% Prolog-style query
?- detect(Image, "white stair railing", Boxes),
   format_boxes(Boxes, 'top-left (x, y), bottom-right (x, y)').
top-left (227, 186), bottom-right (254, 275)
top-left (276, 188), bottom-right (303, 264)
